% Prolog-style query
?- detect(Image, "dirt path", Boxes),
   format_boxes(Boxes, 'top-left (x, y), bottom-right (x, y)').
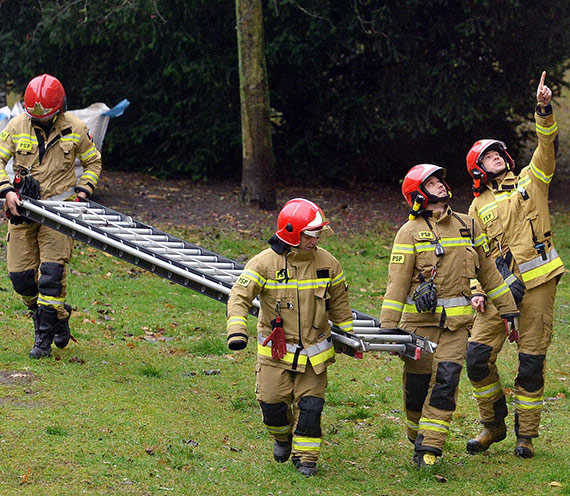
top-left (93, 170), bottom-right (569, 238)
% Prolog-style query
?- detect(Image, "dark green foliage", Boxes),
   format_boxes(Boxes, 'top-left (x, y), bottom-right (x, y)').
top-left (1, 0), bottom-right (569, 185)
top-left (0, 0), bottom-right (241, 181)
top-left (264, 0), bottom-right (570, 184)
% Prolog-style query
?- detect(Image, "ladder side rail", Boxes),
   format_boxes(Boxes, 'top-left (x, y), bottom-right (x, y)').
top-left (19, 199), bottom-right (239, 305)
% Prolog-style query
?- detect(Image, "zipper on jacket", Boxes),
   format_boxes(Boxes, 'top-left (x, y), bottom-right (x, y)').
top-left (293, 263), bottom-right (304, 371)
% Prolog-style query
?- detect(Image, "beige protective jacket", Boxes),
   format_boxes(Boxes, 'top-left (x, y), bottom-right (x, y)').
top-left (0, 112), bottom-right (102, 199)
top-left (227, 245), bottom-right (353, 375)
top-left (469, 108), bottom-right (564, 295)
top-left (380, 207), bottom-right (518, 330)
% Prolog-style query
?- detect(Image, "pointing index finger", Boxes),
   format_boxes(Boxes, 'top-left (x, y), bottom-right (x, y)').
top-left (539, 71), bottom-right (546, 90)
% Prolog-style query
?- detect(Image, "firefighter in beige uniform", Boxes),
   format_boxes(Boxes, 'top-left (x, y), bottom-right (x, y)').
top-left (380, 164), bottom-right (518, 468)
top-left (465, 72), bottom-right (564, 458)
top-left (226, 198), bottom-right (353, 477)
top-left (0, 74), bottom-right (102, 358)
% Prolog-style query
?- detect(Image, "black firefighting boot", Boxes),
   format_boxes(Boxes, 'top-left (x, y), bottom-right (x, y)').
top-left (466, 420), bottom-right (507, 453)
top-left (514, 436), bottom-right (534, 458)
top-left (29, 306), bottom-right (58, 359)
top-left (297, 462), bottom-right (317, 476)
top-left (53, 303), bottom-right (72, 349)
top-left (273, 438), bottom-right (292, 463)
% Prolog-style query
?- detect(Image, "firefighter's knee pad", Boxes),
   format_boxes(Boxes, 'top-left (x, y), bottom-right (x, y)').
top-left (38, 262), bottom-right (64, 296)
top-left (429, 361), bottom-right (462, 411)
top-left (466, 342), bottom-right (493, 382)
top-left (260, 402), bottom-right (289, 427)
top-left (9, 269), bottom-right (38, 296)
top-left (295, 396), bottom-right (325, 437)
top-left (516, 353), bottom-right (545, 392)
top-left (405, 373), bottom-right (431, 412)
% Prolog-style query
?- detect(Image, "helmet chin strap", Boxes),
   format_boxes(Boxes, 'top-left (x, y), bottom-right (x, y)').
top-left (484, 166), bottom-right (508, 183)
top-left (426, 190), bottom-right (451, 205)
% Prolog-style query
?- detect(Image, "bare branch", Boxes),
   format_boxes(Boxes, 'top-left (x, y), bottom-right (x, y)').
top-left (151, 0), bottom-right (167, 23)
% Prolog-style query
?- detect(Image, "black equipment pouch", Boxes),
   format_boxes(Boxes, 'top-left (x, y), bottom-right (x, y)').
top-left (412, 272), bottom-right (438, 313)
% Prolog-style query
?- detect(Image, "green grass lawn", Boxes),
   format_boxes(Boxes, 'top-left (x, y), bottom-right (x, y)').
top-left (0, 215), bottom-right (569, 496)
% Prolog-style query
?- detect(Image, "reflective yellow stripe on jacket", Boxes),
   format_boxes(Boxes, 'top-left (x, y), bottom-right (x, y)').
top-left (517, 248), bottom-right (564, 284)
top-left (257, 333), bottom-right (334, 366)
top-left (402, 296), bottom-right (473, 317)
top-left (415, 237), bottom-right (472, 252)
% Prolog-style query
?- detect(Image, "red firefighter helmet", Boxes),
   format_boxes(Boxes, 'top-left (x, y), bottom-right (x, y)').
top-left (466, 139), bottom-right (514, 183)
top-left (402, 164), bottom-right (451, 209)
top-left (275, 198), bottom-right (331, 246)
top-left (24, 74), bottom-right (66, 120)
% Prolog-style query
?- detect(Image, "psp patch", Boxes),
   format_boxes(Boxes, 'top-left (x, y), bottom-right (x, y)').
top-left (236, 276), bottom-right (251, 287)
top-left (0, 131), bottom-right (8, 141)
top-left (481, 210), bottom-right (495, 224)
top-left (391, 254), bottom-right (405, 264)
top-left (17, 141), bottom-right (33, 152)
top-left (417, 231), bottom-right (434, 240)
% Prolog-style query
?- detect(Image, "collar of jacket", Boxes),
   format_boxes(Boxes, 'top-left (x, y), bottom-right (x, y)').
top-left (288, 246), bottom-right (316, 262)
top-left (489, 171), bottom-right (516, 191)
top-left (268, 234), bottom-right (289, 254)
top-left (422, 206), bottom-right (452, 222)
top-left (30, 112), bottom-right (69, 136)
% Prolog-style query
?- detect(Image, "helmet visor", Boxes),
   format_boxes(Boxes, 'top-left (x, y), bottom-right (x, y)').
top-left (302, 224), bottom-right (333, 238)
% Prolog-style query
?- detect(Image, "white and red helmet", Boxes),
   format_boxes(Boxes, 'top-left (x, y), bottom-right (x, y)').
top-left (24, 74), bottom-right (67, 121)
top-left (275, 198), bottom-right (331, 246)
top-left (402, 164), bottom-right (451, 209)
top-left (466, 139), bottom-right (514, 181)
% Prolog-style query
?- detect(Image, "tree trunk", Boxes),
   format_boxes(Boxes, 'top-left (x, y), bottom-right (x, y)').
top-left (235, 0), bottom-right (277, 210)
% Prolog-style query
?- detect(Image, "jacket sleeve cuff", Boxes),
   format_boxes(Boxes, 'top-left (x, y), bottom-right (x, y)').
top-left (227, 331), bottom-right (248, 351)
top-left (536, 103), bottom-right (553, 116)
top-left (75, 186), bottom-right (92, 198)
top-left (0, 186), bottom-right (16, 199)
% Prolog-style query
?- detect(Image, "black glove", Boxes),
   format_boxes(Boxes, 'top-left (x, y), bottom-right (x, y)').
top-left (495, 253), bottom-right (525, 306)
top-left (501, 312), bottom-right (520, 343)
top-left (412, 278), bottom-right (438, 313)
top-left (4, 194), bottom-right (29, 225)
top-left (19, 175), bottom-right (41, 200)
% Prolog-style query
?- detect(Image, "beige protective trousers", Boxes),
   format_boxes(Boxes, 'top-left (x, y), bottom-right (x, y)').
top-left (466, 278), bottom-right (557, 438)
top-left (255, 362), bottom-right (327, 464)
top-left (402, 325), bottom-right (469, 455)
top-left (7, 221), bottom-right (74, 320)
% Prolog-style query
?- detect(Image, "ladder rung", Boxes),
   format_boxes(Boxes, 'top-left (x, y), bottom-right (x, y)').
top-left (129, 241), bottom-right (186, 248)
top-left (114, 234), bottom-right (170, 242)
top-left (150, 247), bottom-right (209, 256)
top-left (178, 262), bottom-right (236, 269)
top-left (73, 214), bottom-right (124, 221)
top-left (353, 319), bottom-right (379, 327)
top-left (83, 220), bottom-right (136, 227)
top-left (101, 228), bottom-right (154, 235)
top-left (196, 268), bottom-right (242, 276)
top-left (53, 207), bottom-right (108, 215)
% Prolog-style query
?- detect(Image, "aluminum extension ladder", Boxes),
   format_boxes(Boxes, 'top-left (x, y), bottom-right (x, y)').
top-left (6, 197), bottom-right (436, 359)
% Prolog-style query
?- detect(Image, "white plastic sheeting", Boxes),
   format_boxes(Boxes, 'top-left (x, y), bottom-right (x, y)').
top-left (0, 99), bottom-right (129, 180)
